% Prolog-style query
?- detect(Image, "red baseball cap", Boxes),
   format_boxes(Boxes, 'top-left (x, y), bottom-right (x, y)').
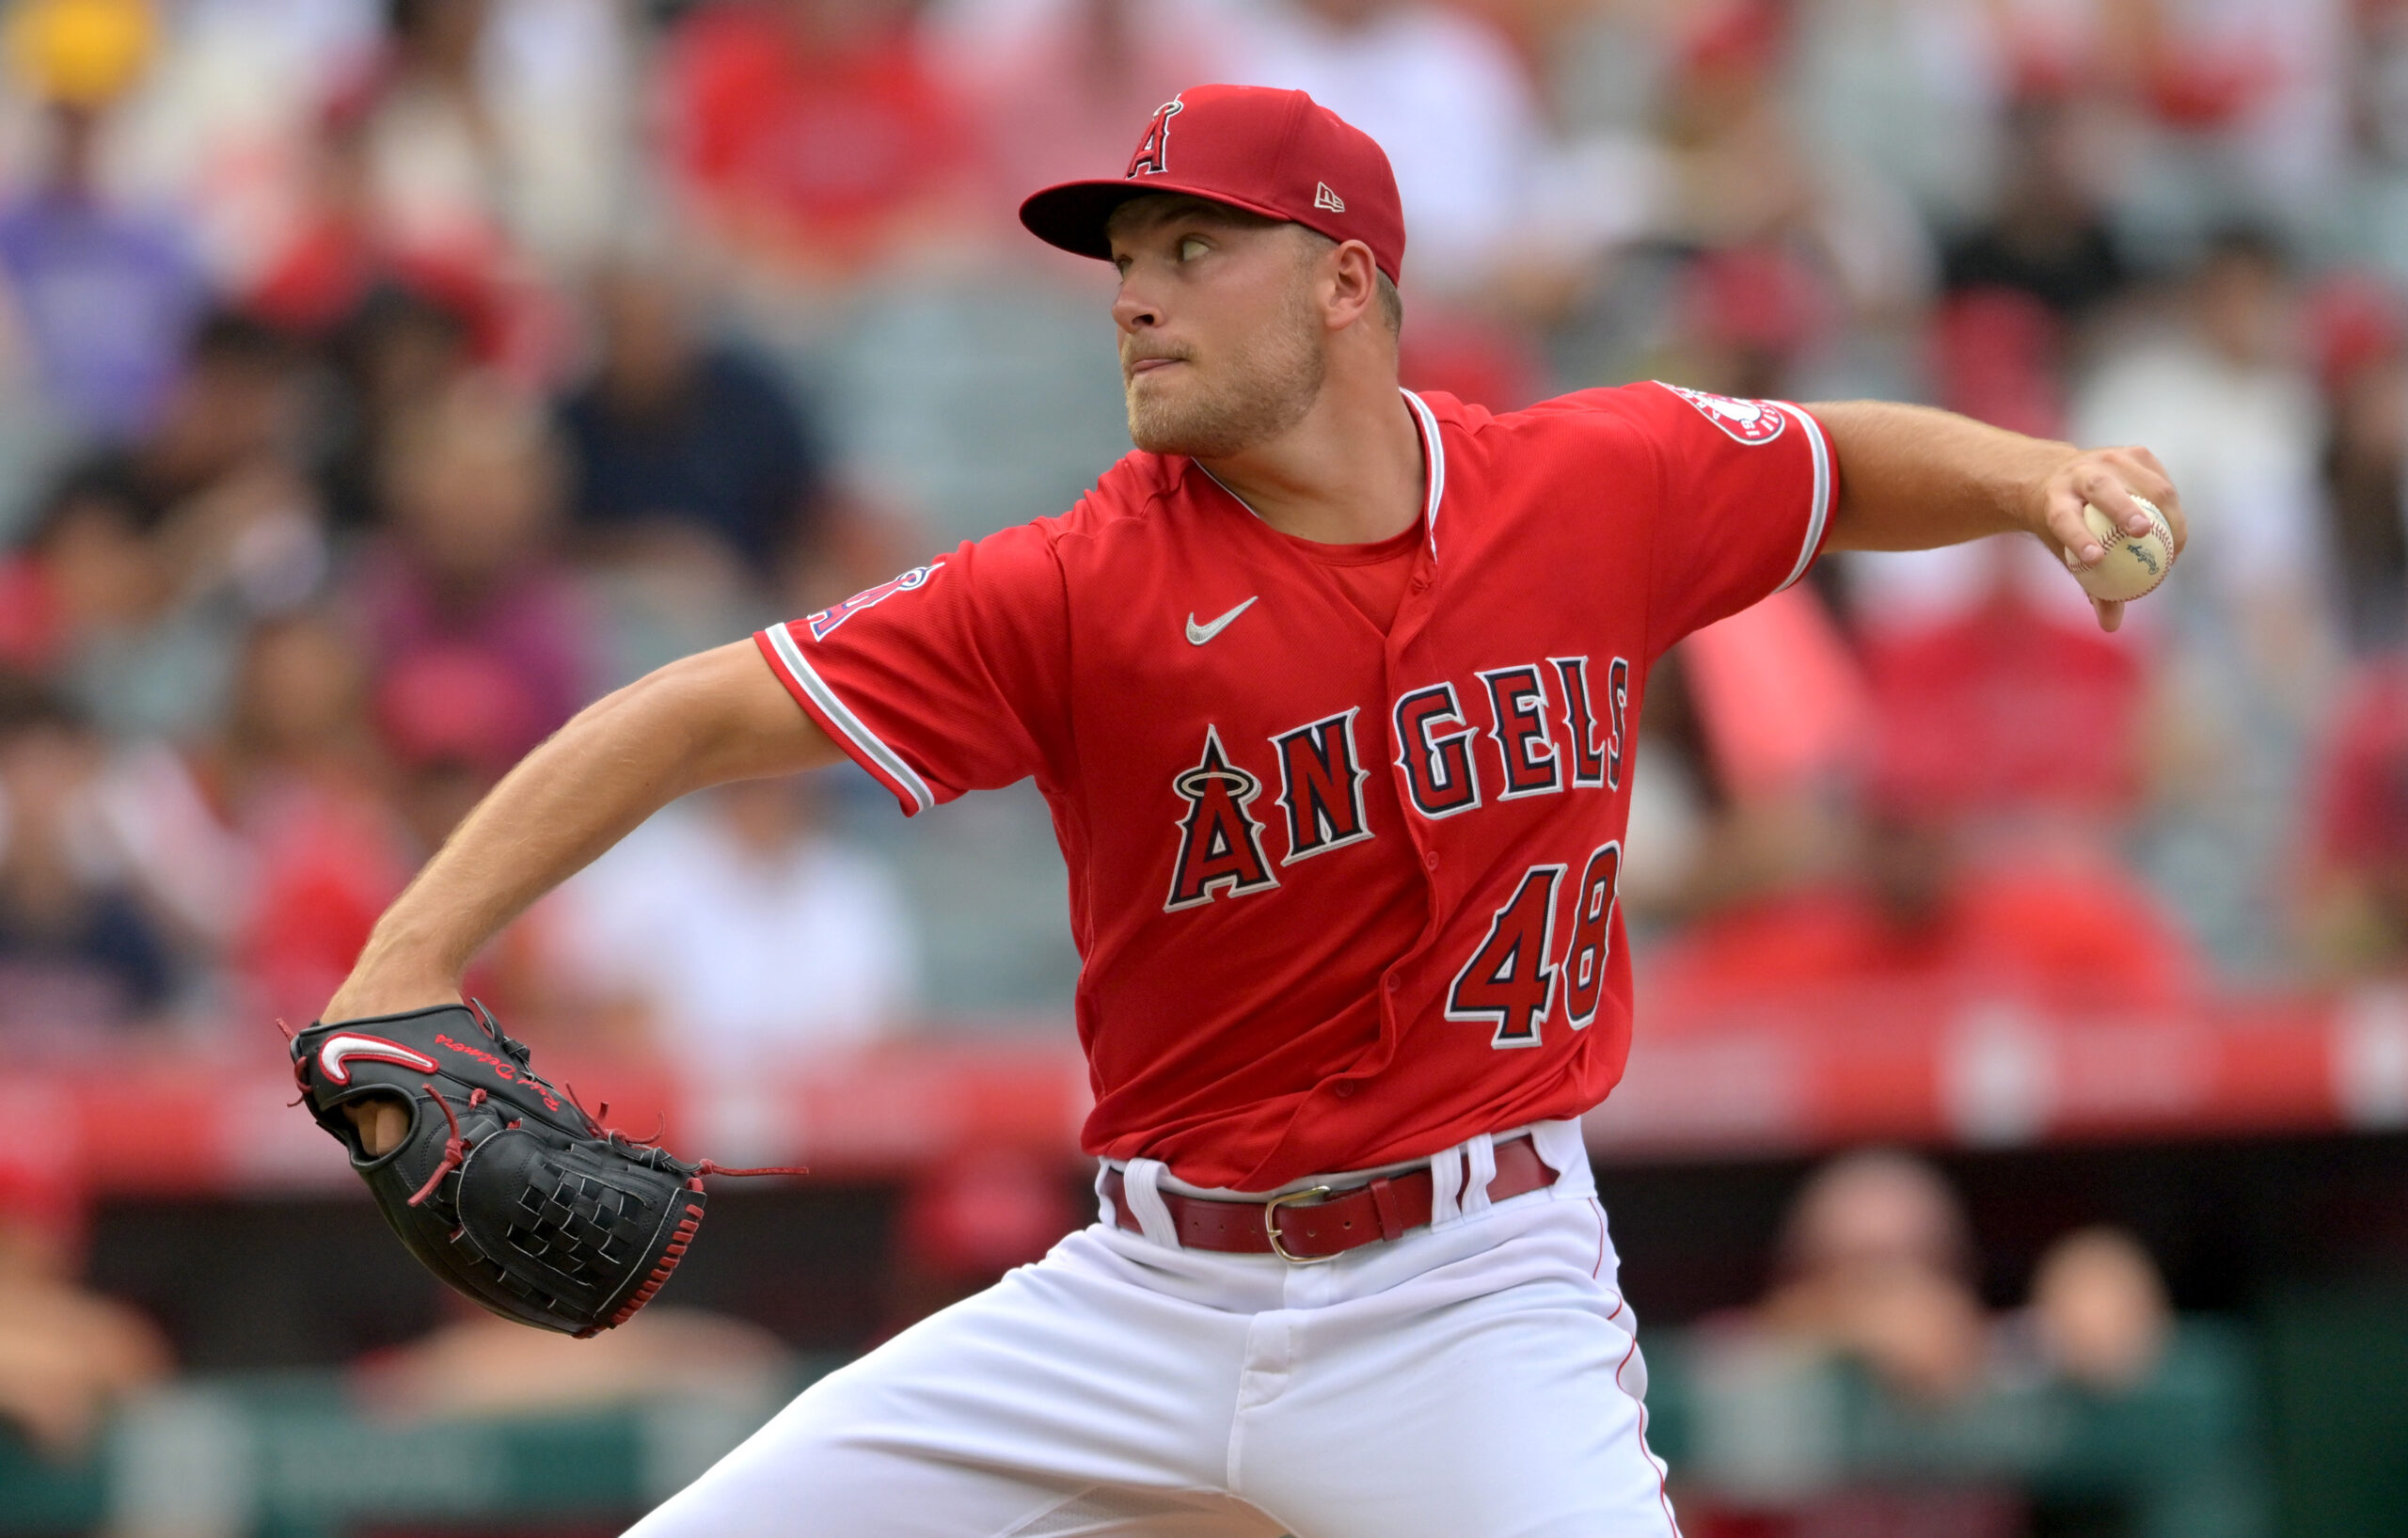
top-left (1019, 84), bottom-right (1406, 284)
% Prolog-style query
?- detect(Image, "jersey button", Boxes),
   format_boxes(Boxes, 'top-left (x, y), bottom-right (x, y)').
top-left (1333, 1081), bottom-right (1356, 1098)
top-left (1423, 850), bottom-right (1441, 871)
top-left (1385, 972), bottom-right (1402, 991)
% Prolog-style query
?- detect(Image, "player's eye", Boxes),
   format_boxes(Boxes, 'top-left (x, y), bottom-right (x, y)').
top-left (1178, 236), bottom-right (1210, 262)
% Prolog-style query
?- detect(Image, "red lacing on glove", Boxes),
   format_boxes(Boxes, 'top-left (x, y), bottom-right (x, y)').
top-left (404, 1085), bottom-right (487, 1208)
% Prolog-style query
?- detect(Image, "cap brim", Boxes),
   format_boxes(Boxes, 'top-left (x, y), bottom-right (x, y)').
top-left (1018, 178), bottom-right (1308, 263)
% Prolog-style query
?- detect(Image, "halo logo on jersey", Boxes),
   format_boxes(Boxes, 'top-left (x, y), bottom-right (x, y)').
top-left (807, 562), bottom-right (945, 642)
top-left (1657, 383), bottom-right (1787, 445)
top-left (1166, 725), bottom-right (1279, 910)
top-left (1127, 99), bottom-right (1183, 178)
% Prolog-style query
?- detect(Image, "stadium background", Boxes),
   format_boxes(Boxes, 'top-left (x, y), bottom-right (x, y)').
top-left (2, 0), bottom-right (2407, 1531)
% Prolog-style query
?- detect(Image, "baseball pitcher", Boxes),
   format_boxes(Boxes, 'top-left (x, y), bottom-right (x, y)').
top-left (301, 86), bottom-right (2186, 1535)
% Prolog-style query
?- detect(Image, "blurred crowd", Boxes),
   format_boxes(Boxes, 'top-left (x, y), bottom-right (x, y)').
top-left (8, 0), bottom-right (2408, 1065)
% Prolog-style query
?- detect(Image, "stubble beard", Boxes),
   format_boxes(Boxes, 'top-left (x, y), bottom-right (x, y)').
top-left (1124, 290), bottom-right (1328, 459)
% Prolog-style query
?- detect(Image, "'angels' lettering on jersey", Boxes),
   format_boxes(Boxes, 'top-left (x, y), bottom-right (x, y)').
top-left (1173, 653), bottom-right (1632, 905)
top-left (754, 385), bottom-right (1834, 1190)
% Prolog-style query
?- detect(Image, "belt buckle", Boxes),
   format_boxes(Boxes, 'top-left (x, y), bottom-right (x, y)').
top-left (1262, 1185), bottom-right (1338, 1264)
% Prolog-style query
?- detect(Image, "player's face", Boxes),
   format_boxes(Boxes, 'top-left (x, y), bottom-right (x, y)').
top-left (1107, 198), bottom-right (1328, 459)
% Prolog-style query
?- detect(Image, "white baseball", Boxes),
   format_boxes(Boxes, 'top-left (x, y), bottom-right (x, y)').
top-left (2062, 495), bottom-right (2175, 603)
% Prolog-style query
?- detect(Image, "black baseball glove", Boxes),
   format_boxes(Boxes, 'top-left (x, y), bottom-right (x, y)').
top-left (290, 1003), bottom-right (795, 1337)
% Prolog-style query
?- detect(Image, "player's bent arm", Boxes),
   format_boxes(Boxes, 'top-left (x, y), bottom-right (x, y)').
top-left (1807, 399), bottom-right (2188, 630)
top-left (321, 642), bottom-right (841, 1023)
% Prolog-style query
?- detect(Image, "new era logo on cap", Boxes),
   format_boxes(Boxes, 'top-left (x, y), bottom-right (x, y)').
top-left (1018, 84), bottom-right (1406, 284)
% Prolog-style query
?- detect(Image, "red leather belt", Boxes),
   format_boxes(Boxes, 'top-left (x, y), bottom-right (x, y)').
top-left (1101, 1135), bottom-right (1557, 1262)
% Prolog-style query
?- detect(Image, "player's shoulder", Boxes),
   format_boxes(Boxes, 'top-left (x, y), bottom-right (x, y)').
top-left (1454, 380), bottom-right (1803, 457)
top-left (1420, 382), bottom-right (1678, 468)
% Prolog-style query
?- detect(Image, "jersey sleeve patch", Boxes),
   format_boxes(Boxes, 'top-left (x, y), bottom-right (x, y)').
top-left (805, 561), bottom-right (945, 641)
top-left (1654, 382), bottom-right (1788, 445)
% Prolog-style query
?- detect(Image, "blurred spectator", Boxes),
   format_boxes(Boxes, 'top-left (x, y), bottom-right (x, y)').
top-left (311, 282), bottom-right (477, 529)
top-left (1860, 572), bottom-right (2149, 822)
top-left (195, 612), bottom-right (413, 1023)
top-left (2322, 352), bottom-right (2408, 653)
top-left (2309, 274), bottom-right (2408, 653)
top-left (2022, 1225), bottom-right (2174, 1394)
top-left (0, 674), bottom-right (181, 1034)
top-left (350, 371), bottom-right (596, 757)
top-left (1654, 3), bottom-right (1931, 335)
top-left (355, 1300), bottom-right (791, 1418)
top-left (2304, 657), bottom-right (2408, 973)
top-left (0, 1170), bottom-right (169, 1459)
top-left (348, 0), bottom-right (626, 278)
top-left (1753, 1149), bottom-right (1988, 1403)
top-left (1648, 799), bottom-right (2199, 1020)
top-left (6, 311), bottom-right (325, 741)
top-left (559, 258), bottom-right (831, 573)
top-left (1226, 0), bottom-right (1551, 297)
top-left (2075, 226), bottom-right (2333, 969)
top-left (553, 773), bottom-right (917, 1056)
top-left (926, 0), bottom-right (1236, 234)
top-left (0, 0), bottom-right (208, 441)
top-left (660, 0), bottom-right (981, 283)
top-left (2108, 0), bottom-right (2351, 252)
top-left (2076, 227), bottom-right (2326, 649)
top-left (1942, 99), bottom-right (2127, 325)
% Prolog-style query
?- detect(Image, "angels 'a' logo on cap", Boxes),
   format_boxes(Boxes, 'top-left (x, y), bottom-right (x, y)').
top-left (1127, 98), bottom-right (1183, 179)
top-left (1659, 383), bottom-right (1788, 445)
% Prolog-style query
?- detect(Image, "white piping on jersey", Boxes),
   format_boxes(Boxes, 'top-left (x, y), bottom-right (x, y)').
top-left (1192, 387), bottom-right (1449, 557)
top-left (1776, 404), bottom-right (1833, 593)
top-left (1400, 388), bottom-right (1446, 556)
top-left (763, 621), bottom-right (937, 814)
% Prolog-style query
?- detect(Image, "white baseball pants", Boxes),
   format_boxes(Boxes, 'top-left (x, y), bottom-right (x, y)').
top-left (625, 1121), bottom-right (1681, 1538)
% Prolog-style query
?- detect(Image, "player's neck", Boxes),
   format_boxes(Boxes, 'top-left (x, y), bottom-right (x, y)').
top-left (1195, 370), bottom-right (1423, 547)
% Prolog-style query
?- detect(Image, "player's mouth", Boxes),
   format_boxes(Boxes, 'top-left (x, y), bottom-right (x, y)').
top-left (1123, 350), bottom-right (1192, 382)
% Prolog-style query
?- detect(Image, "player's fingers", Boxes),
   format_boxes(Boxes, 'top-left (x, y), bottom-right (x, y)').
top-left (342, 1095), bottom-right (411, 1157)
top-left (2045, 484), bottom-right (2107, 564)
top-left (2150, 482), bottom-right (2189, 557)
top-left (2074, 462), bottom-right (2150, 535)
top-left (2092, 595), bottom-right (2124, 633)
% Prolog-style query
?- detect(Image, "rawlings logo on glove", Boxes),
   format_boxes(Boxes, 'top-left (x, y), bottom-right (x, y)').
top-left (288, 1003), bottom-right (799, 1337)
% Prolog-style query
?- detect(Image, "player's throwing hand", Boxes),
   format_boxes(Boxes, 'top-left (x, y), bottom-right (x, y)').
top-left (2034, 444), bottom-right (2189, 632)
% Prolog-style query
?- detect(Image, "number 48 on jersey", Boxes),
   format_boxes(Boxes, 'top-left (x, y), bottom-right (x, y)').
top-left (1446, 844), bottom-right (1622, 1049)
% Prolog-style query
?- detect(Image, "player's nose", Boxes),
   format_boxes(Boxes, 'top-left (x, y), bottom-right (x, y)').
top-left (1112, 278), bottom-right (1163, 334)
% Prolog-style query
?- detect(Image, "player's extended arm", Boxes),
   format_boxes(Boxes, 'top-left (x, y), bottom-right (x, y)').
top-left (1808, 399), bottom-right (2188, 631)
top-left (321, 642), bottom-right (840, 1023)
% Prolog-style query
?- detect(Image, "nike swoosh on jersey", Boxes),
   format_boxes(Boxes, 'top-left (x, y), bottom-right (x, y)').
top-left (1186, 596), bottom-right (1259, 645)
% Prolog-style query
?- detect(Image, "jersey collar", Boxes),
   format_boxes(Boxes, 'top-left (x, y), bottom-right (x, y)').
top-left (1193, 387), bottom-right (1449, 557)
top-left (1401, 388), bottom-right (1446, 558)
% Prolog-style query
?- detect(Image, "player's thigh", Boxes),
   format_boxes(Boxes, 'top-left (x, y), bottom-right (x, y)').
top-left (626, 1233), bottom-right (1272, 1538)
top-left (1245, 1276), bottom-right (1676, 1538)
top-left (627, 1426), bottom-right (1278, 1538)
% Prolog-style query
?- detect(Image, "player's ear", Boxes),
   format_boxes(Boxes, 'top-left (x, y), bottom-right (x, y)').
top-left (1323, 238), bottom-right (1380, 333)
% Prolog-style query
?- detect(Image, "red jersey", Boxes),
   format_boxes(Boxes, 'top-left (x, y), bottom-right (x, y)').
top-left (756, 384), bottom-right (1834, 1189)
